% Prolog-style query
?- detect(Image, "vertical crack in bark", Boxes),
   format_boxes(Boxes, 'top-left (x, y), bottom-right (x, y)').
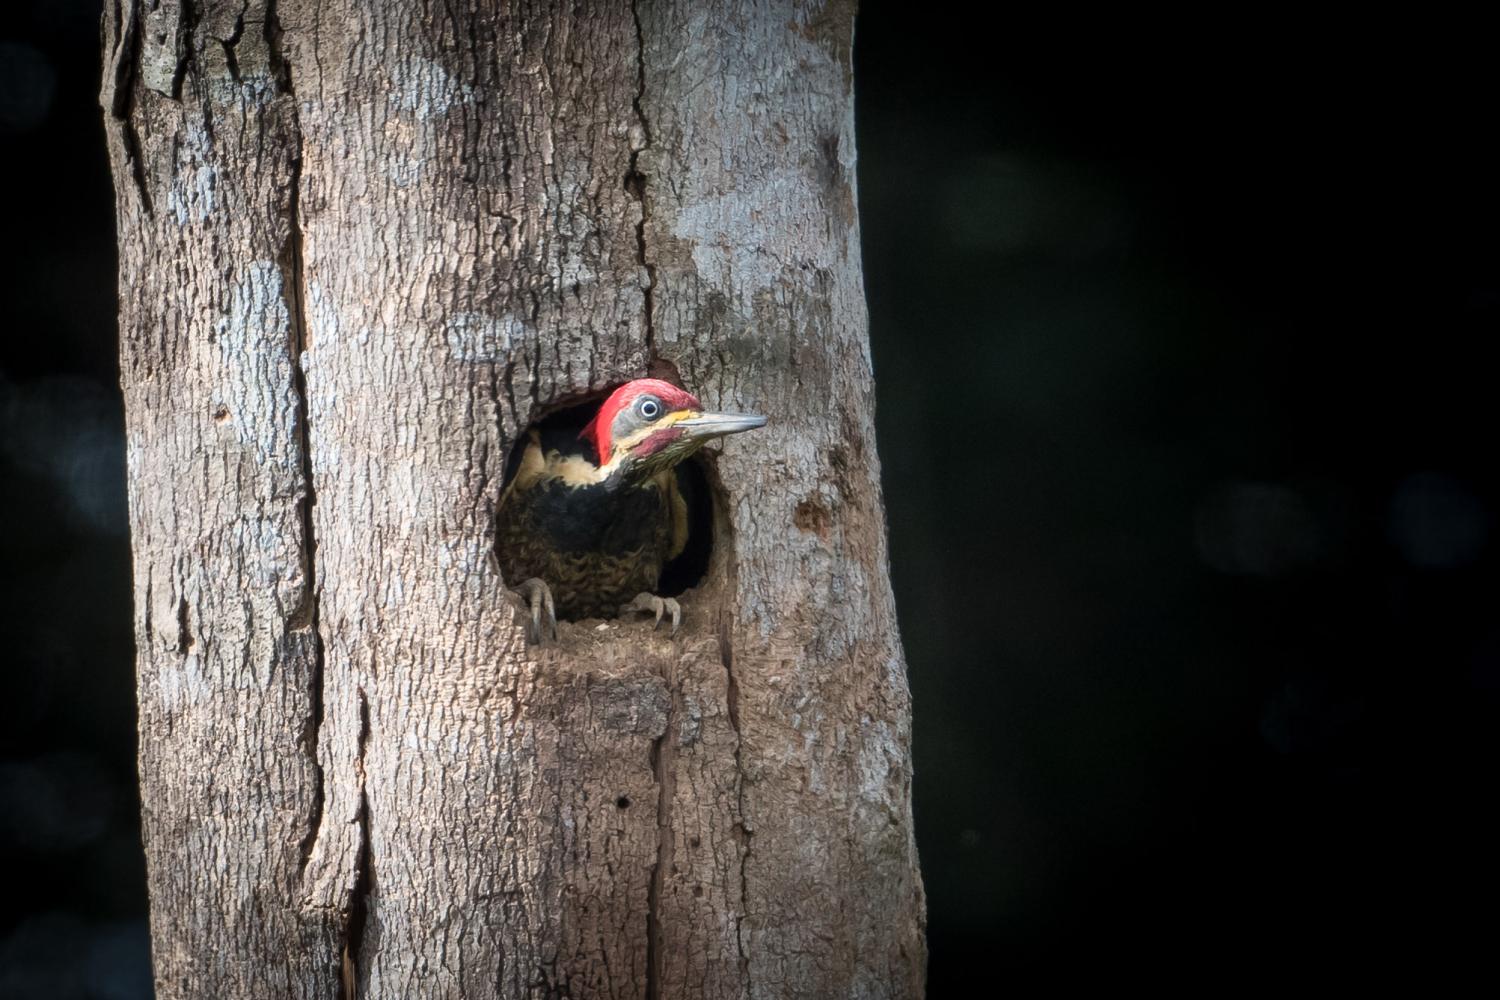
top-left (175, 596), bottom-right (193, 654)
top-left (342, 688), bottom-right (373, 1000)
top-left (646, 673), bottom-right (677, 1000)
top-left (103, 0), bottom-right (155, 215)
top-left (709, 456), bottom-right (754, 989)
top-left (720, 620), bottom-right (753, 988)
top-left (218, 8), bottom-right (247, 85)
top-left (142, 568), bottom-right (153, 638)
top-left (169, 0), bottom-right (196, 101)
top-left (627, 0), bottom-right (657, 364)
top-left (284, 111), bottom-right (328, 878)
top-left (265, 10), bottom-right (371, 991)
top-left (267, 2), bottom-right (328, 885)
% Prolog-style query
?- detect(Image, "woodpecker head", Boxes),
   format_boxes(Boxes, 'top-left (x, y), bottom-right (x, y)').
top-left (582, 378), bottom-right (766, 482)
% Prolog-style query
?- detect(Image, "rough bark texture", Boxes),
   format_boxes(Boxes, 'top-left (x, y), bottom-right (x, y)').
top-left (103, 1), bottom-right (924, 997)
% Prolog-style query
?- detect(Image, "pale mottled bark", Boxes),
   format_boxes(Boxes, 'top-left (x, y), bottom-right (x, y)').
top-left (103, 1), bottom-right (924, 997)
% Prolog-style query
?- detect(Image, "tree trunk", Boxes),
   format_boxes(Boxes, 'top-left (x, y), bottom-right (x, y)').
top-left (102, 1), bottom-right (924, 997)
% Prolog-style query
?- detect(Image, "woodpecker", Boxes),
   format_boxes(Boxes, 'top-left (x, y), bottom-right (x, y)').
top-left (496, 378), bottom-right (766, 642)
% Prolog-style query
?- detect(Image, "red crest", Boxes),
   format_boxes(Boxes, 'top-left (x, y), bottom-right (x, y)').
top-left (582, 379), bottom-right (701, 464)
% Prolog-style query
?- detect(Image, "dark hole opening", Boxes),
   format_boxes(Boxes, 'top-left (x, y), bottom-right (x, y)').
top-left (497, 393), bottom-right (715, 618)
top-left (616, 796), bottom-right (631, 809)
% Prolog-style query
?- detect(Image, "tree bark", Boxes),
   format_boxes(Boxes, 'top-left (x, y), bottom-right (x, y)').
top-left (102, 1), bottom-right (924, 997)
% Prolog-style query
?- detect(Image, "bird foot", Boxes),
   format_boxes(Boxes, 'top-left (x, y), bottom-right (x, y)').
top-left (510, 578), bottom-right (558, 645)
top-left (619, 592), bottom-right (681, 636)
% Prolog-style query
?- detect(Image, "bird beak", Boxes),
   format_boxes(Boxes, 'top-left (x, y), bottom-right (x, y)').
top-left (674, 411), bottom-right (768, 441)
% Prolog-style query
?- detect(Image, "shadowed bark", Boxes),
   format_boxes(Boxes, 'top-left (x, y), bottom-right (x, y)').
top-left (102, 1), bottom-right (924, 996)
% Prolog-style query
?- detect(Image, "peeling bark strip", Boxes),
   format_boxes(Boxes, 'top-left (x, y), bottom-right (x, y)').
top-left (104, 1), bottom-right (924, 998)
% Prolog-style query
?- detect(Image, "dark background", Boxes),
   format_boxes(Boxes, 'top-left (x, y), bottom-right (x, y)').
top-left (2, 4), bottom-right (1495, 995)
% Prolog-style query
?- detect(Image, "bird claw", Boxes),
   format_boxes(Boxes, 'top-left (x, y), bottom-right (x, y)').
top-left (620, 592), bottom-right (681, 636)
top-left (512, 578), bottom-right (558, 645)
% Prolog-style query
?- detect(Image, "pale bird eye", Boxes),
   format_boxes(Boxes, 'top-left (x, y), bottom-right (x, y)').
top-left (639, 398), bottom-right (661, 420)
